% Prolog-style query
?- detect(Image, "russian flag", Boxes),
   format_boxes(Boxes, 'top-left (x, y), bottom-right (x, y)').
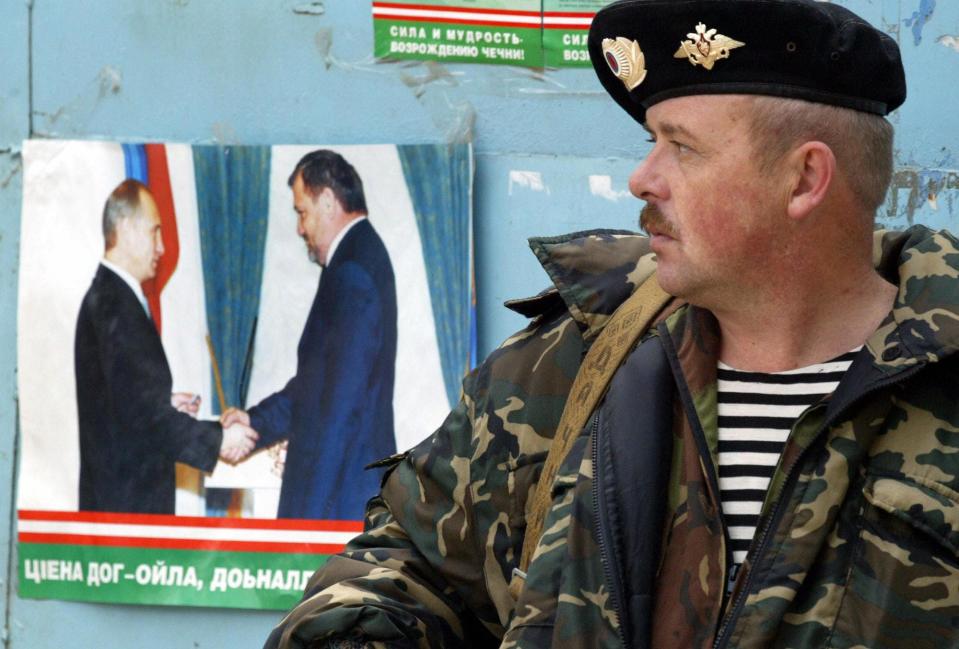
top-left (121, 144), bottom-right (181, 334)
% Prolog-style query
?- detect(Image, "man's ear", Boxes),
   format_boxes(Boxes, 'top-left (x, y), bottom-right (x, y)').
top-left (113, 215), bottom-right (132, 245)
top-left (319, 187), bottom-right (336, 215)
top-left (785, 141), bottom-right (835, 221)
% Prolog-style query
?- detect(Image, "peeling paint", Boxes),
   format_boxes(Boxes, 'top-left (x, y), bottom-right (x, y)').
top-left (938, 35), bottom-right (959, 53)
top-left (508, 171), bottom-right (550, 195)
top-left (588, 175), bottom-right (630, 202)
top-left (401, 61), bottom-right (456, 99)
top-left (33, 66), bottom-right (122, 134)
top-left (511, 70), bottom-right (605, 97)
top-left (903, 0), bottom-right (936, 46)
top-left (293, 1), bottom-right (325, 15)
top-left (0, 159), bottom-right (22, 190)
top-left (211, 122), bottom-right (238, 144)
top-left (307, 29), bottom-right (381, 74)
top-left (438, 99), bottom-right (475, 144)
top-left (886, 167), bottom-right (959, 222)
top-left (314, 28), bottom-right (334, 69)
top-left (98, 66), bottom-right (122, 97)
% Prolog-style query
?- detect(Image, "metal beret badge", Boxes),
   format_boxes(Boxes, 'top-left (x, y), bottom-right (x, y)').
top-left (602, 37), bottom-right (647, 90)
top-left (674, 22), bottom-right (744, 70)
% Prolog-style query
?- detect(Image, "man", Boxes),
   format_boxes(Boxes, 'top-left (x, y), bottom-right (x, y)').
top-left (222, 150), bottom-right (398, 520)
top-left (265, 1), bottom-right (959, 647)
top-left (76, 179), bottom-right (258, 514)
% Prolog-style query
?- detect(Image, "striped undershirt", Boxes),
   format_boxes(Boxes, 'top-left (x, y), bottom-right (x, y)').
top-left (717, 348), bottom-right (859, 580)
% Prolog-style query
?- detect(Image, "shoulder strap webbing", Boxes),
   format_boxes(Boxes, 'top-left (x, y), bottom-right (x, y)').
top-left (511, 272), bottom-right (672, 599)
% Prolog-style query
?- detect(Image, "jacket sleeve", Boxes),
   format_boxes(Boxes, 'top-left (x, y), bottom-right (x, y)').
top-left (261, 302), bottom-right (582, 649)
top-left (96, 294), bottom-right (222, 472)
top-left (262, 394), bottom-right (485, 649)
top-left (248, 382), bottom-right (295, 448)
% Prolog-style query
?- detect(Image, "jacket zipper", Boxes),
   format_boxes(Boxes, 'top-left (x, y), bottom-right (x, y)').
top-left (711, 363), bottom-right (924, 649)
top-left (592, 413), bottom-right (630, 649)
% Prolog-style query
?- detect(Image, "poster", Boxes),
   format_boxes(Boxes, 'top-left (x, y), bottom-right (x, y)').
top-left (17, 140), bottom-right (473, 609)
top-left (372, 1), bottom-right (614, 68)
top-left (542, 0), bottom-right (608, 67)
top-left (372, 0), bottom-right (544, 66)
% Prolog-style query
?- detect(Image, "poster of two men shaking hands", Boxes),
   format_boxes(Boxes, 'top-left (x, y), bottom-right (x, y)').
top-left (19, 141), bottom-right (467, 525)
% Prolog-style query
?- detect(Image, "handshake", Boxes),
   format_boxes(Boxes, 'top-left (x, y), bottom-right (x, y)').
top-left (219, 407), bottom-right (259, 465)
top-left (171, 393), bottom-right (259, 466)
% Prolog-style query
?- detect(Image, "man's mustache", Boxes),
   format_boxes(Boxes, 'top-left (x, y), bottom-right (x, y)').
top-left (639, 203), bottom-right (677, 238)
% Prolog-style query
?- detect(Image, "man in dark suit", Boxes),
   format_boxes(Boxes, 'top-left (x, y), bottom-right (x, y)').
top-left (75, 179), bottom-right (258, 514)
top-left (222, 150), bottom-right (398, 520)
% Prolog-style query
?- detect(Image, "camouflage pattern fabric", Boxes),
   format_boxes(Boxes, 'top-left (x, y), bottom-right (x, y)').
top-left (264, 226), bottom-right (959, 649)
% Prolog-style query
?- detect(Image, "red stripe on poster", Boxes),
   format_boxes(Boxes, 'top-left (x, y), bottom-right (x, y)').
top-left (19, 532), bottom-right (344, 554)
top-left (140, 143), bottom-right (179, 334)
top-left (372, 2), bottom-right (540, 17)
top-left (18, 510), bottom-right (364, 533)
top-left (542, 12), bottom-right (596, 18)
top-left (374, 15), bottom-right (539, 29)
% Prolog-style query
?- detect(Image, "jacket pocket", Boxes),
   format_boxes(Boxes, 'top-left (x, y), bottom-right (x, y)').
top-left (831, 473), bottom-right (959, 649)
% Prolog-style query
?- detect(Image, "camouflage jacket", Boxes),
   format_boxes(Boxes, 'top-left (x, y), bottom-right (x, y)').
top-left (264, 226), bottom-right (959, 649)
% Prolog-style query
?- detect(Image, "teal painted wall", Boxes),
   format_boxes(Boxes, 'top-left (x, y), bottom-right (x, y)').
top-left (1, 1), bottom-right (957, 646)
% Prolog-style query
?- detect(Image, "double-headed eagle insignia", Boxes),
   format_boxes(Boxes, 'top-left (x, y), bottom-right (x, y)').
top-left (602, 37), bottom-right (647, 90)
top-left (674, 22), bottom-right (744, 70)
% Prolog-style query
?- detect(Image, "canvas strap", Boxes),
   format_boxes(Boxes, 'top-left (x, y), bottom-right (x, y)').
top-left (510, 272), bottom-right (672, 600)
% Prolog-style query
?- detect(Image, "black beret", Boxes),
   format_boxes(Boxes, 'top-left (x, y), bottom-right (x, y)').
top-left (588, 0), bottom-right (906, 123)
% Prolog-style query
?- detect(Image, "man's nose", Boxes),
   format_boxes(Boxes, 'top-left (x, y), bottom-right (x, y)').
top-left (628, 148), bottom-right (667, 201)
top-left (156, 235), bottom-right (165, 257)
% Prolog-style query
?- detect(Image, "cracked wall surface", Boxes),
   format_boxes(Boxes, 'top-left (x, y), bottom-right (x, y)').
top-left (1, 1), bottom-right (958, 647)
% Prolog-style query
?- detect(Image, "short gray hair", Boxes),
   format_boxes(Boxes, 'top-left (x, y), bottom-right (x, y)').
top-left (102, 179), bottom-right (149, 250)
top-left (747, 96), bottom-right (894, 215)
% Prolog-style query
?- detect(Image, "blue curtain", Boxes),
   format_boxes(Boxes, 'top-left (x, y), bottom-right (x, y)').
top-left (397, 144), bottom-right (474, 406)
top-left (192, 145), bottom-right (271, 414)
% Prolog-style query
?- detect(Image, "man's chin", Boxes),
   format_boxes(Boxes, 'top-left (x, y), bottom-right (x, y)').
top-left (650, 253), bottom-right (689, 289)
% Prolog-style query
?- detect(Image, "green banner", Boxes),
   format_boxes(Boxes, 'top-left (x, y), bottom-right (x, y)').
top-left (543, 0), bottom-right (609, 68)
top-left (19, 544), bottom-right (328, 610)
top-left (372, 1), bottom-right (544, 67)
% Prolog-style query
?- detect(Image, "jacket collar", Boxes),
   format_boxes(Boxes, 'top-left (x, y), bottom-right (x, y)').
top-left (525, 229), bottom-right (657, 342)
top-left (868, 225), bottom-right (959, 372)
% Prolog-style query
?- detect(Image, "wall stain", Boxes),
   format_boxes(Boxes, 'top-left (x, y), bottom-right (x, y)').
top-left (508, 170), bottom-right (550, 195)
top-left (886, 167), bottom-right (959, 222)
top-left (938, 35), bottom-right (959, 53)
top-left (314, 28), bottom-right (334, 69)
top-left (211, 122), bottom-right (239, 144)
top-left (0, 158), bottom-right (22, 190)
top-left (442, 100), bottom-right (475, 143)
top-left (307, 28), bottom-right (385, 74)
top-left (293, 1), bottom-right (325, 16)
top-left (903, 0), bottom-right (936, 46)
top-left (401, 61), bottom-right (456, 99)
top-left (32, 66), bottom-right (122, 135)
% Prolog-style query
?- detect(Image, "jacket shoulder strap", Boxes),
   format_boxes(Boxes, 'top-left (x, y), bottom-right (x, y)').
top-left (510, 272), bottom-right (672, 598)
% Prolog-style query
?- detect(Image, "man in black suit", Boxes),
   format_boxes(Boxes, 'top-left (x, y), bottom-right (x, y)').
top-left (75, 179), bottom-right (258, 514)
top-left (222, 150), bottom-right (398, 520)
